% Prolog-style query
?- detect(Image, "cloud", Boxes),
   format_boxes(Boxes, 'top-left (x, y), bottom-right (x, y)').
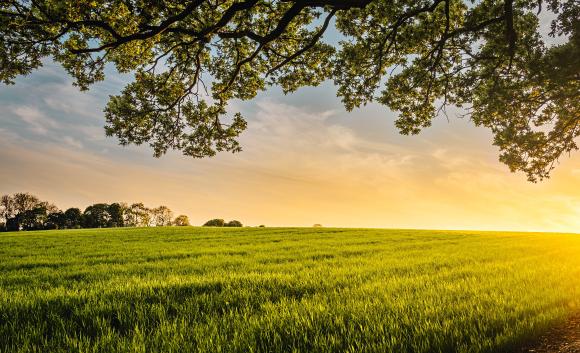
top-left (63, 136), bottom-right (84, 149)
top-left (11, 106), bottom-right (58, 135)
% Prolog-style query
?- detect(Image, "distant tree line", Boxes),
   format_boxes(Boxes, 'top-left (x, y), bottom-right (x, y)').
top-left (0, 192), bottom-right (190, 232)
top-left (202, 219), bottom-right (243, 227)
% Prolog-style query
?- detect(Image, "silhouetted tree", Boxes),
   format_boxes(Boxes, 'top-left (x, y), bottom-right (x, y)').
top-left (6, 216), bottom-right (20, 232)
top-left (82, 204), bottom-right (111, 228)
top-left (225, 220), bottom-right (243, 227)
top-left (12, 193), bottom-right (41, 215)
top-left (38, 201), bottom-right (59, 214)
top-left (203, 219), bottom-right (225, 227)
top-left (20, 206), bottom-right (48, 231)
top-left (64, 208), bottom-right (82, 229)
top-left (1, 193), bottom-right (58, 231)
top-left (1, 193), bottom-right (182, 231)
top-left (46, 211), bottom-right (66, 230)
top-left (173, 215), bottom-right (190, 227)
top-left (108, 203), bottom-right (125, 228)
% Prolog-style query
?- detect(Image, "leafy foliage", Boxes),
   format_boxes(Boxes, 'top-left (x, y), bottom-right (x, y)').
top-left (173, 214), bottom-right (190, 226)
top-left (1, 0), bottom-right (578, 181)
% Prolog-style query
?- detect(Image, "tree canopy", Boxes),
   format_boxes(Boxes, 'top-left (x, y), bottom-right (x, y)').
top-left (1, 0), bottom-right (578, 181)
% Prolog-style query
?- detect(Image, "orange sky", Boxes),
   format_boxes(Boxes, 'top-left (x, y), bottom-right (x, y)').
top-left (0, 64), bottom-right (579, 232)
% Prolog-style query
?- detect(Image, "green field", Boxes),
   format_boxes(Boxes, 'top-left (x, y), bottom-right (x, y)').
top-left (0, 227), bottom-right (579, 353)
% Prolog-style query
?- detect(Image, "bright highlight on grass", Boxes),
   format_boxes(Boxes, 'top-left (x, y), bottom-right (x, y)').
top-left (1, 227), bottom-right (579, 352)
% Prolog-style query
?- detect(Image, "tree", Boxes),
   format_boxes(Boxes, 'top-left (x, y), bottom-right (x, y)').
top-left (1, 1), bottom-right (577, 182)
top-left (225, 220), bottom-right (243, 227)
top-left (0, 193), bottom-right (56, 229)
top-left (6, 216), bottom-right (21, 232)
top-left (107, 203), bottom-right (125, 227)
top-left (203, 219), bottom-right (225, 227)
top-left (64, 208), bottom-right (83, 229)
top-left (82, 203), bottom-right (111, 228)
top-left (0, 194), bottom-right (15, 225)
top-left (173, 215), bottom-right (190, 227)
top-left (127, 203), bottom-right (151, 227)
top-left (12, 193), bottom-right (41, 215)
top-left (152, 206), bottom-right (173, 226)
top-left (20, 206), bottom-right (48, 231)
top-left (46, 211), bottom-right (66, 229)
top-left (38, 201), bottom-right (60, 214)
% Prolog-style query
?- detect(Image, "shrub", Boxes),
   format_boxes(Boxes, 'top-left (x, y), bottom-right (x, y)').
top-left (203, 219), bottom-right (225, 227)
top-left (173, 215), bottom-right (190, 226)
top-left (225, 220), bottom-right (243, 227)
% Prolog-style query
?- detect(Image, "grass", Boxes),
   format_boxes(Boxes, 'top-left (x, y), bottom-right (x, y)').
top-left (0, 227), bottom-right (579, 353)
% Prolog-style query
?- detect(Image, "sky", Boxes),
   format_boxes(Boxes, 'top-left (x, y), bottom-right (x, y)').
top-left (1, 57), bottom-right (579, 232)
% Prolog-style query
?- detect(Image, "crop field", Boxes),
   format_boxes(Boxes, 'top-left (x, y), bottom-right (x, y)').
top-left (0, 227), bottom-right (579, 353)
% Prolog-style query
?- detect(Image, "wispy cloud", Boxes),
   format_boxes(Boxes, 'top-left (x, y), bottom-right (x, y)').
top-left (11, 106), bottom-right (58, 135)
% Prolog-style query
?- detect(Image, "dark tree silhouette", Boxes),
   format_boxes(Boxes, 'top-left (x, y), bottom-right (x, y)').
top-left (225, 220), bottom-right (243, 227)
top-left (82, 204), bottom-right (111, 228)
top-left (203, 219), bottom-right (226, 227)
top-left (64, 208), bottom-right (83, 229)
top-left (46, 211), bottom-right (66, 229)
top-left (108, 203), bottom-right (125, 228)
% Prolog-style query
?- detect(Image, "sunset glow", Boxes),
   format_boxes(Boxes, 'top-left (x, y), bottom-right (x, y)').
top-left (1, 63), bottom-right (578, 233)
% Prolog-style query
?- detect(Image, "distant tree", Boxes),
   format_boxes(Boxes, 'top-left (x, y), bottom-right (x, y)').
top-left (20, 206), bottom-right (48, 231)
top-left (225, 220), bottom-right (243, 227)
top-left (152, 206), bottom-right (173, 226)
top-left (173, 215), bottom-right (190, 227)
top-left (12, 193), bottom-right (41, 215)
top-left (6, 216), bottom-right (20, 232)
top-left (0, 222), bottom-right (5, 232)
top-left (46, 211), bottom-right (66, 230)
top-left (122, 203), bottom-right (135, 227)
top-left (203, 219), bottom-right (225, 227)
top-left (259, 225), bottom-right (266, 228)
top-left (64, 208), bottom-right (83, 229)
top-left (107, 203), bottom-right (125, 227)
top-left (1, 193), bottom-right (57, 231)
top-left (313, 224), bottom-right (323, 227)
top-left (127, 203), bottom-right (150, 227)
top-left (0, 194), bottom-right (15, 225)
top-left (82, 204), bottom-right (111, 228)
top-left (38, 201), bottom-right (60, 214)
